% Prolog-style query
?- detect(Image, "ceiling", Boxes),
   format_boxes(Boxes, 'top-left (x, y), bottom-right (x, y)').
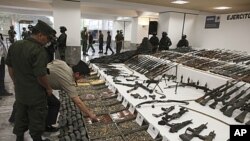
top-left (0, 0), bottom-right (250, 19)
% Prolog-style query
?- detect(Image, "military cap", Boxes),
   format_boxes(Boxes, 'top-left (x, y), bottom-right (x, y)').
top-left (33, 20), bottom-right (54, 37)
top-left (162, 32), bottom-right (167, 35)
top-left (60, 26), bottom-right (67, 32)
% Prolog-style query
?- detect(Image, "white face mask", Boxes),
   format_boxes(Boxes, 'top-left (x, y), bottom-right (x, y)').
top-left (44, 42), bottom-right (51, 48)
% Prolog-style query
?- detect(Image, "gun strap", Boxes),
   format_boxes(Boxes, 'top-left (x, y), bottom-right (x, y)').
top-left (179, 105), bottom-right (230, 126)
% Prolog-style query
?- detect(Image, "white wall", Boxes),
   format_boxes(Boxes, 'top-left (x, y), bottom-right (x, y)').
top-left (52, 0), bottom-right (81, 46)
top-left (193, 12), bottom-right (250, 53)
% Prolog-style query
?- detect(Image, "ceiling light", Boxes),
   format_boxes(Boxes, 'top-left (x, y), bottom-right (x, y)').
top-left (171, 0), bottom-right (189, 5)
top-left (214, 6), bottom-right (232, 10)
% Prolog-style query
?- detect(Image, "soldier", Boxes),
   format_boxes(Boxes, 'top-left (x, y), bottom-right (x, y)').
top-left (87, 31), bottom-right (95, 53)
top-left (115, 30), bottom-right (123, 54)
top-left (81, 27), bottom-right (88, 56)
top-left (149, 32), bottom-right (159, 53)
top-left (159, 31), bottom-right (172, 51)
top-left (27, 24), bottom-right (33, 38)
top-left (104, 31), bottom-right (114, 55)
top-left (8, 25), bottom-right (16, 44)
top-left (57, 26), bottom-right (67, 61)
top-left (98, 30), bottom-right (104, 53)
top-left (6, 20), bottom-right (54, 141)
top-left (177, 35), bottom-right (189, 48)
top-left (21, 27), bottom-right (29, 40)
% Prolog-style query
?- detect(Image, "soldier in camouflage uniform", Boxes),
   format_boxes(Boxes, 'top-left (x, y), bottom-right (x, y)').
top-left (81, 27), bottom-right (88, 56)
top-left (6, 20), bottom-right (54, 141)
top-left (159, 31), bottom-right (172, 51)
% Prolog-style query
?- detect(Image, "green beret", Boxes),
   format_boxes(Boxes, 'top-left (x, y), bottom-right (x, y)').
top-left (33, 20), bottom-right (54, 37)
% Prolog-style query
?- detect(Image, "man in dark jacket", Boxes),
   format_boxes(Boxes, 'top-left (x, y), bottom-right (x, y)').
top-left (159, 32), bottom-right (172, 51)
top-left (57, 26), bottom-right (67, 60)
top-left (149, 32), bottom-right (159, 52)
top-left (8, 25), bottom-right (16, 44)
top-left (87, 31), bottom-right (95, 53)
top-left (177, 35), bottom-right (189, 48)
top-left (104, 31), bottom-right (114, 54)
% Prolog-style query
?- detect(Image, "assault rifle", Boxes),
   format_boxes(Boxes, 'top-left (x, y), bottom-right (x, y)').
top-left (234, 102), bottom-right (250, 123)
top-left (165, 81), bottom-right (210, 93)
top-left (223, 92), bottom-right (250, 117)
top-left (152, 106), bottom-right (175, 118)
top-left (220, 87), bottom-right (250, 112)
top-left (168, 120), bottom-right (193, 133)
top-left (195, 81), bottom-right (229, 104)
top-left (198, 81), bottom-right (238, 106)
top-left (209, 83), bottom-right (246, 109)
top-left (115, 82), bottom-right (135, 87)
top-left (179, 123), bottom-right (208, 141)
top-left (159, 107), bottom-right (188, 124)
top-left (197, 131), bottom-right (216, 141)
top-left (126, 81), bottom-right (153, 93)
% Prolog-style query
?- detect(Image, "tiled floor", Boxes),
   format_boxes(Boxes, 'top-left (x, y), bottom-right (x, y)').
top-left (0, 44), bottom-right (128, 140)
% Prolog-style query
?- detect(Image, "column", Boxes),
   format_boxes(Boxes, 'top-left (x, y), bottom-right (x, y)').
top-left (52, 0), bottom-right (81, 66)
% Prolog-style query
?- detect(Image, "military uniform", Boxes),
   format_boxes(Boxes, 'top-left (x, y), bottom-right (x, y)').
top-left (81, 28), bottom-right (88, 55)
top-left (98, 31), bottom-right (104, 53)
top-left (8, 26), bottom-right (16, 44)
top-left (105, 31), bottom-right (114, 54)
top-left (6, 20), bottom-right (54, 141)
top-left (177, 35), bottom-right (189, 48)
top-left (149, 34), bottom-right (159, 52)
top-left (57, 26), bottom-right (67, 60)
top-left (159, 32), bottom-right (172, 51)
top-left (115, 31), bottom-right (123, 54)
top-left (6, 38), bottom-right (48, 140)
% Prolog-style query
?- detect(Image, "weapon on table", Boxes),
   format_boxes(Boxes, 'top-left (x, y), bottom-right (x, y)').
top-left (195, 81), bottom-right (229, 103)
top-left (179, 123), bottom-right (208, 141)
top-left (152, 106), bottom-right (175, 118)
top-left (246, 119), bottom-right (250, 125)
top-left (159, 107), bottom-right (188, 124)
top-left (168, 120), bottom-right (193, 133)
top-left (165, 81), bottom-right (210, 93)
top-left (130, 93), bottom-right (147, 99)
top-left (220, 87), bottom-right (250, 112)
top-left (127, 81), bottom-right (153, 93)
top-left (197, 131), bottom-right (216, 141)
top-left (209, 83), bottom-right (246, 109)
top-left (115, 82), bottom-right (135, 87)
top-left (234, 102), bottom-right (250, 123)
top-left (135, 99), bottom-right (189, 108)
top-left (198, 81), bottom-right (238, 106)
top-left (223, 92), bottom-right (250, 117)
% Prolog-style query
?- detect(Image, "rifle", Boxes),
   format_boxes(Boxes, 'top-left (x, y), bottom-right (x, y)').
top-left (136, 100), bottom-right (189, 108)
top-left (115, 82), bottom-right (135, 87)
top-left (209, 83), bottom-right (246, 109)
top-left (197, 131), bottom-right (216, 141)
top-left (195, 81), bottom-right (229, 104)
top-left (160, 107), bottom-right (188, 123)
top-left (199, 81), bottom-right (238, 106)
top-left (152, 106), bottom-right (175, 118)
top-left (234, 102), bottom-right (250, 123)
top-left (220, 87), bottom-right (250, 112)
top-left (179, 123), bottom-right (208, 141)
top-left (223, 92), bottom-right (250, 117)
top-left (165, 81), bottom-right (210, 93)
top-left (168, 120), bottom-right (193, 133)
top-left (127, 81), bottom-right (153, 93)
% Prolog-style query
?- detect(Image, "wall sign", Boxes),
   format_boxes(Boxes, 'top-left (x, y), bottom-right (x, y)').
top-left (227, 13), bottom-right (250, 20)
top-left (205, 16), bottom-right (220, 29)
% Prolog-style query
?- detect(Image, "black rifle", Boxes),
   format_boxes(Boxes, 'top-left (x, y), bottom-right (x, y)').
top-left (168, 120), bottom-right (193, 133)
top-left (199, 81), bottom-right (238, 106)
top-left (115, 82), bottom-right (135, 87)
top-left (195, 81), bottom-right (229, 103)
top-left (127, 81), bottom-right (153, 93)
top-left (165, 82), bottom-right (210, 93)
top-left (220, 87), bottom-right (250, 112)
top-left (223, 92), bottom-right (250, 117)
top-left (209, 83), bottom-right (246, 109)
top-left (197, 131), bottom-right (216, 141)
top-left (234, 102), bottom-right (250, 123)
top-left (179, 123), bottom-right (208, 141)
top-left (159, 107), bottom-right (188, 124)
top-left (152, 106), bottom-right (175, 118)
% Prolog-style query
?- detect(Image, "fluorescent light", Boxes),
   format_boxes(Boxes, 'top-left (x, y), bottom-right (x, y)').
top-left (214, 6), bottom-right (232, 10)
top-left (171, 0), bottom-right (189, 4)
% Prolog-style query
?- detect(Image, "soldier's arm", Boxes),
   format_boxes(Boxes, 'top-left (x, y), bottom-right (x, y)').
top-left (71, 96), bottom-right (98, 121)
